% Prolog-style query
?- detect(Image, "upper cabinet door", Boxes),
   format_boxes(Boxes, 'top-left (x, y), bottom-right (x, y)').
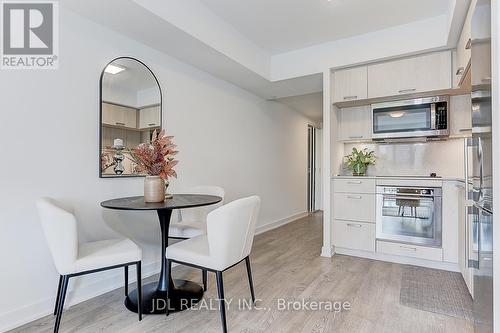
top-left (368, 51), bottom-right (452, 99)
top-left (454, 0), bottom-right (475, 87)
top-left (139, 105), bottom-right (161, 129)
top-left (333, 66), bottom-right (368, 103)
top-left (450, 94), bottom-right (472, 137)
top-left (102, 103), bottom-right (137, 129)
top-left (338, 105), bottom-right (372, 141)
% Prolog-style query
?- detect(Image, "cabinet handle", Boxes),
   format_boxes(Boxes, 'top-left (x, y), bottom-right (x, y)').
top-left (346, 223), bottom-right (362, 228)
top-left (148, 123), bottom-right (156, 126)
top-left (456, 184), bottom-right (465, 189)
top-left (115, 122), bottom-right (125, 126)
top-left (348, 135), bottom-right (363, 139)
top-left (398, 88), bottom-right (416, 94)
top-left (456, 67), bottom-right (465, 75)
top-left (347, 195), bottom-right (362, 199)
top-left (399, 245), bottom-right (417, 251)
top-left (347, 181), bottom-right (362, 184)
top-left (343, 95), bottom-right (358, 100)
top-left (466, 38), bottom-right (472, 50)
top-left (459, 128), bottom-right (472, 132)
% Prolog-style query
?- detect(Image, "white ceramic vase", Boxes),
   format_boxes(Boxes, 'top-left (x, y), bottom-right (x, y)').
top-left (144, 176), bottom-right (165, 203)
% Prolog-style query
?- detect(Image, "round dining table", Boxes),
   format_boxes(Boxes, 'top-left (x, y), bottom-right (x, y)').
top-left (101, 194), bottom-right (222, 314)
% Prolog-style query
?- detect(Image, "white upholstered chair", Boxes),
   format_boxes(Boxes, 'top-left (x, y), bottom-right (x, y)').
top-left (169, 185), bottom-right (225, 290)
top-left (165, 196), bottom-right (261, 333)
top-left (36, 198), bottom-right (143, 333)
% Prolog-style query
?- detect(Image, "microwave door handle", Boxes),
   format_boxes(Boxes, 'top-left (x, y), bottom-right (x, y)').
top-left (430, 104), bottom-right (436, 130)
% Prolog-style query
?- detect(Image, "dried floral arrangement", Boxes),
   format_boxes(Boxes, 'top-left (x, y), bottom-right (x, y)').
top-left (128, 129), bottom-right (178, 180)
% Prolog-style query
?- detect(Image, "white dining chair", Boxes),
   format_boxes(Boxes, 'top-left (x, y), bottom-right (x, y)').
top-left (165, 196), bottom-right (261, 333)
top-left (169, 185), bottom-right (225, 290)
top-left (36, 198), bottom-right (143, 333)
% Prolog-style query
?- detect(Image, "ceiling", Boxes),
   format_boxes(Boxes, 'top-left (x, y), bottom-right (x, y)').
top-left (103, 58), bottom-right (160, 92)
top-left (276, 93), bottom-right (323, 123)
top-left (63, 0), bottom-right (469, 122)
top-left (199, 0), bottom-right (450, 54)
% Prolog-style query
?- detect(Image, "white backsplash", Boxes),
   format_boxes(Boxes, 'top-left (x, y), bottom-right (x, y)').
top-left (341, 139), bottom-right (465, 178)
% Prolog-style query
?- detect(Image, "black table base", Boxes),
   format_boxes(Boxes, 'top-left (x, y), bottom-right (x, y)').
top-left (100, 195), bottom-right (222, 316)
top-left (125, 280), bottom-right (204, 314)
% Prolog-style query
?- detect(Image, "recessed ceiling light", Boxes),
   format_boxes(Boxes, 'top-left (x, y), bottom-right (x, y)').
top-left (105, 64), bottom-right (126, 74)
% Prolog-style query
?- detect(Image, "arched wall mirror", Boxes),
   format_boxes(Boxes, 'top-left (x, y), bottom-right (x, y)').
top-left (99, 57), bottom-right (162, 178)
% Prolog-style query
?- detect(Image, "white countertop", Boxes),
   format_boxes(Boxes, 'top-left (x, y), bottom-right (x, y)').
top-left (332, 175), bottom-right (465, 182)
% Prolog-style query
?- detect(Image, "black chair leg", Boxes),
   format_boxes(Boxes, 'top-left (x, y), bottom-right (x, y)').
top-left (245, 257), bottom-right (256, 303)
top-left (216, 271), bottom-right (227, 333)
top-left (54, 275), bottom-right (69, 333)
top-left (165, 259), bottom-right (172, 316)
top-left (136, 262), bottom-right (142, 321)
top-left (202, 269), bottom-right (208, 291)
top-left (124, 266), bottom-right (129, 296)
top-left (54, 275), bottom-right (63, 315)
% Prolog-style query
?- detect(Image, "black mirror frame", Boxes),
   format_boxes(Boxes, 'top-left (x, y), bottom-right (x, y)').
top-left (99, 56), bottom-right (163, 178)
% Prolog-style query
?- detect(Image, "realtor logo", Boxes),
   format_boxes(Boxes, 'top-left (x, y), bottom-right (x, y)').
top-left (1, 1), bottom-right (58, 69)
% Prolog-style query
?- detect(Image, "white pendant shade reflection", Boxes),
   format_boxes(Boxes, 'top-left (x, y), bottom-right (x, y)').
top-left (105, 64), bottom-right (126, 74)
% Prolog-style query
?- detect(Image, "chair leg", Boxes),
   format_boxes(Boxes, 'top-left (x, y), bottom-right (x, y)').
top-left (216, 271), bottom-right (228, 333)
top-left (245, 257), bottom-right (256, 303)
top-left (54, 275), bottom-right (63, 315)
top-left (54, 275), bottom-right (69, 333)
top-left (202, 269), bottom-right (208, 291)
top-left (136, 262), bottom-right (142, 321)
top-left (165, 259), bottom-right (172, 316)
top-left (124, 266), bottom-right (129, 296)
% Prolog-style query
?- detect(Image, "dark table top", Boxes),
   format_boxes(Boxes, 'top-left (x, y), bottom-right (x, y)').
top-left (100, 194), bottom-right (222, 211)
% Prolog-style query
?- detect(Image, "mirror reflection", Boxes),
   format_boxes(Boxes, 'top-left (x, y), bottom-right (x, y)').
top-left (100, 58), bottom-right (161, 178)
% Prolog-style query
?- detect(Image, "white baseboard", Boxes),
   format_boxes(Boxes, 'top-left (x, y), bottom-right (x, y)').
top-left (335, 247), bottom-right (461, 272)
top-left (2, 211), bottom-right (309, 332)
top-left (255, 211), bottom-right (309, 235)
top-left (0, 261), bottom-right (161, 333)
top-left (321, 245), bottom-right (335, 258)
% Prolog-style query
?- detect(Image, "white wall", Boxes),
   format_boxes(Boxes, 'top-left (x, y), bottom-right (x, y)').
top-left (0, 9), bottom-right (310, 331)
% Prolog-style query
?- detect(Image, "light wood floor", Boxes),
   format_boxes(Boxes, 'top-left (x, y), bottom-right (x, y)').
top-left (11, 212), bottom-right (473, 333)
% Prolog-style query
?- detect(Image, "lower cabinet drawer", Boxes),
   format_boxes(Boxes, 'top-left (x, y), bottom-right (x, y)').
top-left (333, 220), bottom-right (375, 252)
top-left (376, 241), bottom-right (443, 261)
top-left (333, 193), bottom-right (375, 222)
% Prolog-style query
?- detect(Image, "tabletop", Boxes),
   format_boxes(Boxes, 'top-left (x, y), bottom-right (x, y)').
top-left (100, 194), bottom-right (222, 211)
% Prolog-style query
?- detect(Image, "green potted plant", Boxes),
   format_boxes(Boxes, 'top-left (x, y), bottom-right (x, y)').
top-left (344, 147), bottom-right (376, 176)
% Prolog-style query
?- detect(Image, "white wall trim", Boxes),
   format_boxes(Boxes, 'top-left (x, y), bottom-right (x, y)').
top-left (320, 245), bottom-right (335, 258)
top-left (0, 260), bottom-right (161, 333)
top-left (335, 247), bottom-right (461, 272)
top-left (255, 211), bottom-right (309, 235)
top-left (1, 212), bottom-right (309, 332)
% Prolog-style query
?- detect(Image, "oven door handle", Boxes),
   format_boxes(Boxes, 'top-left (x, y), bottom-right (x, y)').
top-left (380, 194), bottom-right (435, 199)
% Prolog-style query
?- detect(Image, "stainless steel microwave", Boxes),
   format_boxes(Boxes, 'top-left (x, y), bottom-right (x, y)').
top-left (371, 96), bottom-right (449, 140)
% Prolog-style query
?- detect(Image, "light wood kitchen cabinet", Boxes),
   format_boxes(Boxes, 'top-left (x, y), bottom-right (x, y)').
top-left (454, 0), bottom-right (475, 87)
top-left (455, 182), bottom-right (474, 295)
top-left (333, 193), bottom-right (376, 223)
top-left (333, 220), bottom-right (376, 252)
top-left (450, 94), bottom-right (472, 137)
top-left (338, 105), bottom-right (372, 141)
top-left (139, 105), bottom-right (161, 129)
top-left (333, 178), bottom-right (376, 193)
top-left (102, 103), bottom-right (137, 129)
top-left (367, 51), bottom-right (452, 99)
top-left (333, 66), bottom-right (368, 103)
top-left (376, 240), bottom-right (443, 261)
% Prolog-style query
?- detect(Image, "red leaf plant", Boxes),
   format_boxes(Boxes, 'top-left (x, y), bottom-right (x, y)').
top-left (129, 129), bottom-right (178, 180)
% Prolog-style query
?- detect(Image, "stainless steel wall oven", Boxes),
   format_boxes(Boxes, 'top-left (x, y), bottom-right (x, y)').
top-left (376, 186), bottom-right (442, 247)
